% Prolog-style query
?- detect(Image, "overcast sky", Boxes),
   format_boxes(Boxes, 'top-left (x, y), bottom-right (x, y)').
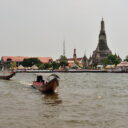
top-left (0, 0), bottom-right (128, 60)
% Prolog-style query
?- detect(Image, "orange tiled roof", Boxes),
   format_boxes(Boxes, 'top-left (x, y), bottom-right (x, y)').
top-left (1, 56), bottom-right (29, 62)
top-left (1, 56), bottom-right (52, 63)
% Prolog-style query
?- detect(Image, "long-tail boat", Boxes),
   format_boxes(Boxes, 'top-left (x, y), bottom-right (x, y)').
top-left (32, 74), bottom-right (60, 93)
top-left (0, 71), bottom-right (16, 80)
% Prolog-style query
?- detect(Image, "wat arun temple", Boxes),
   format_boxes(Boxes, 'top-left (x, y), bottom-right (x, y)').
top-left (90, 18), bottom-right (112, 66)
top-left (66, 18), bottom-right (113, 68)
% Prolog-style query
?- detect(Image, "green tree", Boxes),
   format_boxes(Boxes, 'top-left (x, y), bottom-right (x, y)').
top-left (36, 63), bottom-right (44, 69)
top-left (59, 55), bottom-right (68, 68)
top-left (21, 58), bottom-right (42, 67)
top-left (103, 54), bottom-right (121, 66)
top-left (51, 61), bottom-right (60, 70)
top-left (10, 62), bottom-right (17, 69)
top-left (43, 63), bottom-right (51, 69)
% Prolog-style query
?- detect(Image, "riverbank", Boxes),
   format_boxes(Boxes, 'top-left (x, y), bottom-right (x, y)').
top-left (14, 69), bottom-right (128, 73)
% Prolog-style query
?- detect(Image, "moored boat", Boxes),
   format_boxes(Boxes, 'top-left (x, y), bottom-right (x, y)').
top-left (32, 74), bottom-right (60, 93)
top-left (0, 71), bottom-right (16, 80)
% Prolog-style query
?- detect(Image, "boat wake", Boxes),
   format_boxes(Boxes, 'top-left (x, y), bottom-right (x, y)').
top-left (19, 81), bottom-right (32, 86)
top-left (12, 79), bottom-right (32, 86)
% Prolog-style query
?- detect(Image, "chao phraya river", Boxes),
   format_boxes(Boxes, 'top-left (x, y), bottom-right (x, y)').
top-left (0, 73), bottom-right (128, 128)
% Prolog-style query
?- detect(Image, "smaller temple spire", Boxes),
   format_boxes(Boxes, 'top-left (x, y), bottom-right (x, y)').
top-left (73, 48), bottom-right (77, 59)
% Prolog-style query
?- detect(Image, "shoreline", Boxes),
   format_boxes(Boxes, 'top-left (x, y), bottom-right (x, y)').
top-left (15, 70), bottom-right (128, 73)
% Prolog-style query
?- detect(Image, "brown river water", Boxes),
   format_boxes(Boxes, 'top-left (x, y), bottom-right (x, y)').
top-left (0, 73), bottom-right (128, 128)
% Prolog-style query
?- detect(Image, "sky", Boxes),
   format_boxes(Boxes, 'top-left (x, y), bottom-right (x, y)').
top-left (0, 0), bottom-right (128, 60)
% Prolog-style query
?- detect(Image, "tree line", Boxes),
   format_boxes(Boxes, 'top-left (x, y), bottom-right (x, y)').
top-left (0, 55), bottom-right (68, 70)
top-left (0, 54), bottom-right (126, 70)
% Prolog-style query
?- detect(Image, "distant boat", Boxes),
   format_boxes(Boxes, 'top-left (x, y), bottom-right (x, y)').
top-left (32, 74), bottom-right (60, 93)
top-left (0, 63), bottom-right (16, 80)
top-left (0, 71), bottom-right (16, 80)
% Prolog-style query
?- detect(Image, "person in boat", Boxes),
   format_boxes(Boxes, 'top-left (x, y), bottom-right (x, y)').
top-left (36, 75), bottom-right (45, 84)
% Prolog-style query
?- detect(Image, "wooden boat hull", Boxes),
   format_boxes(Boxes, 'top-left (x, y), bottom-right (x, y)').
top-left (32, 77), bottom-right (59, 93)
top-left (0, 72), bottom-right (16, 80)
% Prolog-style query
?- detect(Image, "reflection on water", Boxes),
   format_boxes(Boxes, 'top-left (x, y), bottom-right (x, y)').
top-left (43, 93), bottom-right (62, 105)
top-left (0, 73), bottom-right (128, 128)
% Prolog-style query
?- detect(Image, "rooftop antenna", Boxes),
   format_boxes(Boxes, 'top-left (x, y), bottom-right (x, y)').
top-left (63, 40), bottom-right (65, 56)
